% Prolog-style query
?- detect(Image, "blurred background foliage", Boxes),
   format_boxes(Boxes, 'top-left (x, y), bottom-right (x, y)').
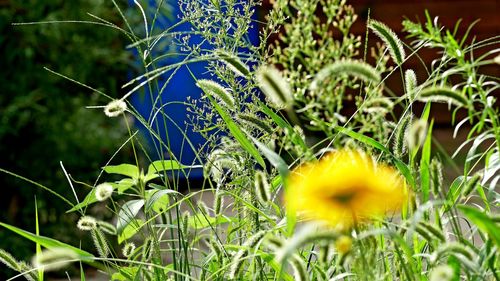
top-left (0, 0), bottom-right (132, 277)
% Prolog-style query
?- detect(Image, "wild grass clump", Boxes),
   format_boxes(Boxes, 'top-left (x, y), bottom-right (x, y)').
top-left (1, 1), bottom-right (498, 280)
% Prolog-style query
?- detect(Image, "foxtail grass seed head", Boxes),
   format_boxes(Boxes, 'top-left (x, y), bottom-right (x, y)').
top-left (393, 114), bottom-right (411, 158)
top-left (142, 237), bottom-right (153, 261)
top-left (290, 255), bottom-right (309, 281)
top-left (214, 189), bottom-right (224, 216)
top-left (407, 119), bottom-right (428, 151)
top-left (432, 243), bottom-right (475, 263)
top-left (415, 224), bottom-right (434, 242)
top-left (91, 229), bottom-right (110, 258)
top-left (97, 220), bottom-right (117, 235)
top-left (362, 97), bottom-right (394, 115)
top-left (182, 211), bottom-right (190, 236)
top-left (254, 170), bottom-right (271, 204)
top-left (418, 87), bottom-right (468, 107)
top-left (77, 216), bottom-right (97, 231)
top-left (429, 265), bottom-right (454, 281)
top-left (217, 50), bottom-right (250, 77)
top-left (430, 158), bottom-right (443, 197)
top-left (237, 113), bottom-right (274, 134)
top-left (368, 19), bottom-right (405, 65)
top-left (256, 65), bottom-right (293, 108)
top-left (419, 221), bottom-right (445, 242)
top-left (196, 79), bottom-right (235, 109)
top-left (122, 242), bottom-right (136, 258)
top-left (335, 235), bottom-right (353, 255)
top-left (0, 249), bottom-right (21, 271)
top-left (311, 60), bottom-right (381, 91)
top-left (18, 261), bottom-right (37, 281)
top-left (32, 248), bottom-right (78, 272)
top-left (198, 200), bottom-right (210, 216)
top-left (95, 183), bottom-right (114, 201)
top-left (229, 231), bottom-right (267, 279)
top-left (404, 69), bottom-right (418, 99)
top-left (462, 173), bottom-right (482, 198)
top-left (104, 99), bottom-right (127, 117)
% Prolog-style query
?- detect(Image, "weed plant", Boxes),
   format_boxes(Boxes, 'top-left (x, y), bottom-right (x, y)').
top-left (1, 0), bottom-right (498, 280)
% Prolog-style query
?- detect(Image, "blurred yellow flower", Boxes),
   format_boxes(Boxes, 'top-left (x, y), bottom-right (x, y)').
top-left (285, 149), bottom-right (409, 229)
top-left (335, 235), bottom-right (353, 255)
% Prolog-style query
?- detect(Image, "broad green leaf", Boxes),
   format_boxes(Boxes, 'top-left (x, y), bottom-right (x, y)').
top-left (0, 222), bottom-right (94, 260)
top-left (144, 160), bottom-right (189, 183)
top-left (117, 199), bottom-right (144, 233)
top-left (207, 95), bottom-right (266, 168)
top-left (458, 205), bottom-right (500, 247)
top-left (111, 266), bottom-right (140, 281)
top-left (420, 120), bottom-right (434, 202)
top-left (116, 178), bottom-right (136, 194)
top-left (103, 164), bottom-right (139, 179)
top-left (147, 160), bottom-right (185, 176)
top-left (118, 219), bottom-right (144, 244)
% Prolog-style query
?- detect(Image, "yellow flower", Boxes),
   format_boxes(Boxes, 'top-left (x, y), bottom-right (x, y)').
top-left (285, 149), bottom-right (409, 229)
top-left (335, 235), bottom-right (353, 255)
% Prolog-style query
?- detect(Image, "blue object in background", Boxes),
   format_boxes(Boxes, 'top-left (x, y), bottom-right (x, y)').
top-left (128, 0), bottom-right (259, 179)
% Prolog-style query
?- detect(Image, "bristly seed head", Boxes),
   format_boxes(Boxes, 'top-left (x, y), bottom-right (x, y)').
top-left (95, 183), bottom-right (114, 202)
top-left (104, 99), bottom-right (127, 117)
top-left (77, 216), bottom-right (97, 231)
top-left (32, 248), bottom-right (78, 272)
top-left (122, 242), bottom-right (136, 258)
top-left (407, 119), bottom-right (428, 151)
top-left (256, 65), bottom-right (293, 109)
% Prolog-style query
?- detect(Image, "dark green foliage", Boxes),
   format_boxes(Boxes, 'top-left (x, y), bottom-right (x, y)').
top-left (0, 0), bottom-right (130, 276)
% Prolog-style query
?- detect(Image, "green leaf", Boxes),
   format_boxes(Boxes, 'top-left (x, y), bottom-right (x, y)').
top-left (35, 198), bottom-right (43, 281)
top-left (117, 199), bottom-right (144, 233)
top-left (111, 267), bottom-right (140, 281)
top-left (66, 189), bottom-right (98, 213)
top-left (147, 160), bottom-right (185, 175)
top-left (208, 96), bottom-right (266, 168)
top-left (115, 178), bottom-right (136, 194)
top-left (80, 262), bottom-right (86, 281)
top-left (420, 120), bottom-right (434, 202)
top-left (0, 222), bottom-right (94, 260)
top-left (118, 219), bottom-right (144, 244)
top-left (458, 205), bottom-right (500, 247)
top-left (103, 164), bottom-right (139, 179)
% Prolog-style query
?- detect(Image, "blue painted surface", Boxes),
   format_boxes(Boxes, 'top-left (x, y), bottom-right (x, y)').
top-left (128, 0), bottom-right (259, 179)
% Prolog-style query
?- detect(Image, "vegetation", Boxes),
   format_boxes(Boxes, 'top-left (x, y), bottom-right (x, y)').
top-left (0, 0), bottom-right (132, 278)
top-left (1, 0), bottom-right (498, 280)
